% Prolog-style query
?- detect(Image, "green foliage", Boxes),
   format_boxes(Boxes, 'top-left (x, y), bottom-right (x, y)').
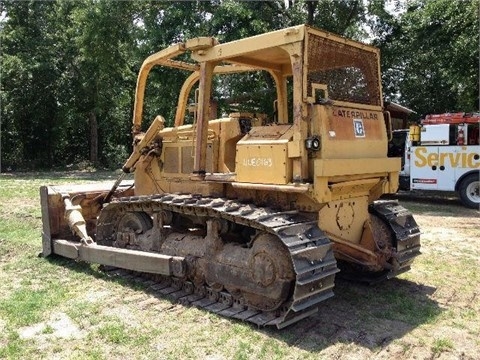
top-left (1, 0), bottom-right (138, 170)
top-left (234, 340), bottom-right (254, 360)
top-left (1, 0), bottom-right (478, 170)
top-left (1, 1), bottom-right (61, 169)
top-left (95, 322), bottom-right (130, 344)
top-left (373, 0), bottom-right (479, 116)
top-left (0, 286), bottom-right (67, 327)
top-left (0, 331), bottom-right (29, 360)
top-left (431, 337), bottom-right (454, 355)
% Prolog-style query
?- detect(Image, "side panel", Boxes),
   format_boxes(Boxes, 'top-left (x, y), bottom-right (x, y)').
top-left (410, 145), bottom-right (480, 190)
top-left (316, 106), bottom-right (387, 160)
top-left (403, 136), bottom-right (411, 177)
top-left (419, 124), bottom-right (450, 145)
top-left (235, 143), bottom-right (291, 184)
top-left (235, 125), bottom-right (294, 185)
top-left (455, 145), bottom-right (480, 185)
top-left (410, 146), bottom-right (440, 190)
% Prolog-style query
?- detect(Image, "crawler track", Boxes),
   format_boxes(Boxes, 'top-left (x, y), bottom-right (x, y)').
top-left (370, 200), bottom-right (422, 277)
top-left (338, 200), bottom-right (422, 283)
top-left (96, 194), bottom-right (340, 328)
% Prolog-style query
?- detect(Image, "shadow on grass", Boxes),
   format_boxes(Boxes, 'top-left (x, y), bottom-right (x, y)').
top-left (44, 254), bottom-right (442, 354)
top-left (262, 276), bottom-right (442, 353)
top-left (384, 191), bottom-right (479, 218)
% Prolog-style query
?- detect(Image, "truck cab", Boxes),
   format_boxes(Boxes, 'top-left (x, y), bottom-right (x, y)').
top-left (388, 129), bottom-right (410, 190)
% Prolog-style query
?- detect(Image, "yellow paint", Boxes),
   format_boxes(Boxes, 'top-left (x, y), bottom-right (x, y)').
top-left (414, 147), bottom-right (480, 168)
top-left (314, 158), bottom-right (400, 177)
top-left (236, 143), bottom-right (291, 185)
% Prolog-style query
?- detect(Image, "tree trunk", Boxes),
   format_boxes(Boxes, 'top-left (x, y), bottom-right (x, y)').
top-left (341, 0), bottom-right (359, 35)
top-left (306, 1), bottom-right (317, 25)
top-left (89, 111), bottom-right (98, 165)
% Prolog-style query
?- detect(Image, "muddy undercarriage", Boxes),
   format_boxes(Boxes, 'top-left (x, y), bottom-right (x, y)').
top-left (94, 193), bottom-right (339, 328)
top-left (41, 186), bottom-right (420, 328)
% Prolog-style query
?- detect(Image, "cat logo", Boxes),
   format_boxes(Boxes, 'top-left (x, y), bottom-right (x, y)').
top-left (353, 119), bottom-right (365, 138)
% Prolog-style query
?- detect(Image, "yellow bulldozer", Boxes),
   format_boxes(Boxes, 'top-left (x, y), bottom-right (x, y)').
top-left (40, 25), bottom-right (421, 328)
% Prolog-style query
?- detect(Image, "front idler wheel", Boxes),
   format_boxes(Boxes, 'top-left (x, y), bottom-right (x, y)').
top-left (115, 212), bottom-right (153, 249)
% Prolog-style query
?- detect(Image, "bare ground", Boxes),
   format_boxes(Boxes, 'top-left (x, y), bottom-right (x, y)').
top-left (279, 192), bottom-right (480, 360)
top-left (2, 179), bottom-right (479, 359)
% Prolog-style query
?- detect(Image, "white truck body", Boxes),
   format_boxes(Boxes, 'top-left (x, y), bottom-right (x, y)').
top-left (389, 115), bottom-right (480, 208)
top-left (409, 144), bottom-right (479, 191)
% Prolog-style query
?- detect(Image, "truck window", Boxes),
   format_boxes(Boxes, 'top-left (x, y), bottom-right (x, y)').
top-left (467, 124), bottom-right (479, 145)
top-left (388, 131), bottom-right (406, 158)
top-left (449, 124), bottom-right (456, 145)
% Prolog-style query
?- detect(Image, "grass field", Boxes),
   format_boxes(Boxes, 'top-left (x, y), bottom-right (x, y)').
top-left (0, 172), bottom-right (479, 359)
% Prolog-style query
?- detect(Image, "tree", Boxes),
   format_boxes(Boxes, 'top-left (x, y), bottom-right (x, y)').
top-left (1, 0), bottom-right (140, 169)
top-left (55, 0), bottom-right (138, 167)
top-left (371, 0), bottom-right (479, 116)
top-left (1, 1), bottom-right (61, 169)
top-left (7, 0), bottom-right (475, 170)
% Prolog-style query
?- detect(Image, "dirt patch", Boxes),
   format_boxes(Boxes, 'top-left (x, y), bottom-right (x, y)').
top-left (18, 312), bottom-right (85, 341)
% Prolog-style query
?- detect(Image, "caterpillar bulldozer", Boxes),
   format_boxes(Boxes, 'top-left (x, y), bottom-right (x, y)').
top-left (40, 25), bottom-right (421, 328)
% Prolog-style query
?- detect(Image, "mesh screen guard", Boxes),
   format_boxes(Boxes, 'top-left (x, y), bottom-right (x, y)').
top-left (305, 32), bottom-right (382, 106)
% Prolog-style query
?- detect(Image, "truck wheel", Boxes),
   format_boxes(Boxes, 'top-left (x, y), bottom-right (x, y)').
top-left (458, 174), bottom-right (480, 209)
